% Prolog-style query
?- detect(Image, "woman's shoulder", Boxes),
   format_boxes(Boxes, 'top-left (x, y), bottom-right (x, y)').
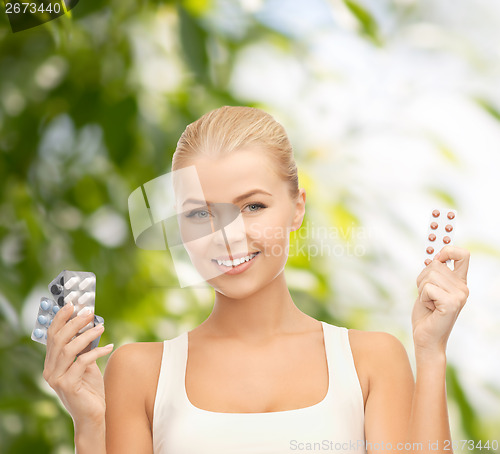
top-left (105, 330), bottom-right (188, 378)
top-left (105, 341), bottom-right (164, 391)
top-left (347, 328), bottom-right (406, 352)
top-left (347, 328), bottom-right (410, 369)
top-left (107, 341), bottom-right (164, 369)
top-left (112, 340), bottom-right (164, 354)
top-left (104, 341), bottom-right (165, 428)
top-left (346, 328), bottom-right (412, 401)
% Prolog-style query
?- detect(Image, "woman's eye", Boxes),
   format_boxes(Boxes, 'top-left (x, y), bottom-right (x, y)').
top-left (186, 209), bottom-right (210, 219)
top-left (245, 203), bottom-right (267, 212)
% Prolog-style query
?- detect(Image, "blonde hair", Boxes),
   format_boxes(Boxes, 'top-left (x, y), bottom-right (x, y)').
top-left (172, 106), bottom-right (300, 200)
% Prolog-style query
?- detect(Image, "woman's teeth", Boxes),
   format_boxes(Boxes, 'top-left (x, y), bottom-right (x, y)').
top-left (216, 252), bottom-right (259, 267)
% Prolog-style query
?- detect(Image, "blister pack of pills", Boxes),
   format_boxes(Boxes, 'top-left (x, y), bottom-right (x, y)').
top-left (424, 208), bottom-right (457, 267)
top-left (31, 270), bottom-right (104, 355)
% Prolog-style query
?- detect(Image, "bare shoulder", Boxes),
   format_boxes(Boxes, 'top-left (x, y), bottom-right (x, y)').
top-left (348, 329), bottom-right (408, 358)
top-left (104, 342), bottom-right (163, 390)
top-left (104, 342), bottom-right (164, 426)
top-left (348, 329), bottom-right (411, 371)
top-left (107, 341), bottom-right (164, 366)
top-left (347, 329), bottom-right (413, 406)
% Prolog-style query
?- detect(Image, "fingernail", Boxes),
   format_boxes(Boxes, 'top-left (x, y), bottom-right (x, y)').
top-left (65, 301), bottom-right (73, 310)
top-left (434, 252), bottom-right (441, 260)
top-left (78, 307), bottom-right (92, 317)
top-left (105, 343), bottom-right (114, 349)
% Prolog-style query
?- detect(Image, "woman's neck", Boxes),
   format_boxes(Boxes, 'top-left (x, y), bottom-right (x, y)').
top-left (200, 272), bottom-right (316, 343)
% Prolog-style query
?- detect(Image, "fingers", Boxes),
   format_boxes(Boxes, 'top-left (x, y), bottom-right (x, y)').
top-left (46, 302), bottom-right (75, 338)
top-left (417, 261), bottom-right (466, 296)
top-left (432, 245), bottom-right (471, 284)
top-left (57, 310), bottom-right (96, 347)
top-left (417, 259), bottom-right (469, 305)
top-left (420, 282), bottom-right (447, 311)
top-left (417, 258), bottom-right (451, 288)
top-left (63, 344), bottom-right (114, 385)
top-left (420, 281), bottom-right (464, 319)
top-left (50, 324), bottom-right (105, 379)
top-left (44, 307), bottom-right (100, 382)
top-left (46, 310), bottom-right (95, 360)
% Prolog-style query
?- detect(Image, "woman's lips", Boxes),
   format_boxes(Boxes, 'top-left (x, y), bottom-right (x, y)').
top-left (211, 251), bottom-right (260, 275)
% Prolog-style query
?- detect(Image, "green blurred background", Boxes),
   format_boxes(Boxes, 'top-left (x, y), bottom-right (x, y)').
top-left (1, 0), bottom-right (499, 452)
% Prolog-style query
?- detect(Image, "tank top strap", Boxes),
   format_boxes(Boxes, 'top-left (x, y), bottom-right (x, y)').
top-left (322, 322), bottom-right (364, 413)
top-left (153, 332), bottom-right (188, 423)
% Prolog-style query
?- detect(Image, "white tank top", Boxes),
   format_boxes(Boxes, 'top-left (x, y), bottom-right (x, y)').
top-left (152, 321), bottom-right (367, 453)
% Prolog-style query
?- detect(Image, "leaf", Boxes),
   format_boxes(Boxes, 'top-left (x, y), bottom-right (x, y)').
top-left (177, 4), bottom-right (210, 84)
top-left (425, 187), bottom-right (457, 209)
top-left (446, 365), bottom-right (482, 439)
top-left (474, 97), bottom-right (500, 122)
top-left (344, 0), bottom-right (382, 46)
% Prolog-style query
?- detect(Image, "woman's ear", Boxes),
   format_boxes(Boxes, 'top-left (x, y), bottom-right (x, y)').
top-left (291, 188), bottom-right (306, 232)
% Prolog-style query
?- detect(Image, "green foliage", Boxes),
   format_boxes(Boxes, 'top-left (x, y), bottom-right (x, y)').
top-left (343, 0), bottom-right (382, 46)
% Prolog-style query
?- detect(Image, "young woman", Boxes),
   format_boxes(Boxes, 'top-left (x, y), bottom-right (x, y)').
top-left (43, 106), bottom-right (470, 454)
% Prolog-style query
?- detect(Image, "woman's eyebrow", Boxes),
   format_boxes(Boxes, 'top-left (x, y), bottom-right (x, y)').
top-left (182, 189), bottom-right (272, 207)
top-left (232, 189), bottom-right (272, 203)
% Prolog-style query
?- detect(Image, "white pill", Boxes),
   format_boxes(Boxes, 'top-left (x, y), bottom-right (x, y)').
top-left (64, 292), bottom-right (79, 305)
top-left (79, 277), bottom-right (95, 292)
top-left (77, 306), bottom-right (94, 317)
top-left (78, 292), bottom-right (95, 306)
top-left (64, 277), bottom-right (80, 290)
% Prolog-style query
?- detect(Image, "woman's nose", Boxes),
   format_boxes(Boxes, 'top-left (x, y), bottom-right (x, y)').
top-left (211, 203), bottom-right (247, 245)
top-left (214, 215), bottom-right (246, 246)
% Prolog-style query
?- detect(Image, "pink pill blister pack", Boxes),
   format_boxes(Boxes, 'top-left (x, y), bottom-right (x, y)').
top-left (424, 208), bottom-right (457, 268)
top-left (31, 270), bottom-right (104, 355)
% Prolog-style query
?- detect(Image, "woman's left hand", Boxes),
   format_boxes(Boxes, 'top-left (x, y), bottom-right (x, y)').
top-left (412, 245), bottom-right (470, 358)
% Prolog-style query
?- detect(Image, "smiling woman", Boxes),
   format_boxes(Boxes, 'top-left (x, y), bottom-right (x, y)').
top-left (171, 144), bottom-right (302, 297)
top-left (42, 106), bottom-right (471, 454)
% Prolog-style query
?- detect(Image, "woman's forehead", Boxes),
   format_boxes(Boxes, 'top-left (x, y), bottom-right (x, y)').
top-left (174, 152), bottom-right (282, 202)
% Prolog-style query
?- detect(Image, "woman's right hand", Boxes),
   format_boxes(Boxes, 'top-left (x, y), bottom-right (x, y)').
top-left (43, 302), bottom-right (114, 426)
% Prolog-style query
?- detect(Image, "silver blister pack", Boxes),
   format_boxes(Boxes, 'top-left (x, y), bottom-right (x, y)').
top-left (31, 270), bottom-right (104, 355)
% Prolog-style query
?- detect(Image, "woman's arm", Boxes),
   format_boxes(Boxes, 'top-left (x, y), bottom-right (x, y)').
top-left (364, 245), bottom-right (470, 454)
top-left (75, 418), bottom-right (106, 454)
top-left (362, 331), bottom-right (415, 453)
top-left (363, 334), bottom-right (451, 454)
top-left (42, 302), bottom-right (113, 454)
top-left (406, 350), bottom-right (450, 453)
top-left (408, 245), bottom-right (470, 453)
top-left (103, 342), bottom-right (163, 454)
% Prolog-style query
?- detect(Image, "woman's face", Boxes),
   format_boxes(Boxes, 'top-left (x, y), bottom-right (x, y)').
top-left (174, 148), bottom-right (305, 298)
